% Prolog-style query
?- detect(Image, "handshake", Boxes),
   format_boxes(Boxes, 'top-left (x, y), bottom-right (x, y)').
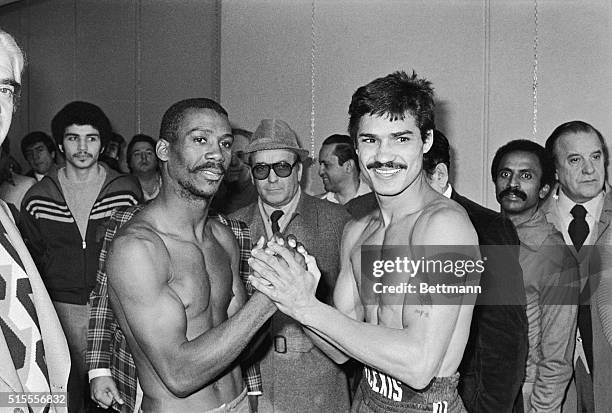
top-left (248, 234), bottom-right (321, 320)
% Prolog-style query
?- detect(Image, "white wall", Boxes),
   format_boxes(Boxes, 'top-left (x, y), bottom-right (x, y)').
top-left (0, 0), bottom-right (221, 168)
top-left (221, 0), bottom-right (612, 207)
top-left (1, 0), bottom-right (610, 206)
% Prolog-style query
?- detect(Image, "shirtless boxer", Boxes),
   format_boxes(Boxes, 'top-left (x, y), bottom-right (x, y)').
top-left (249, 71), bottom-right (479, 412)
top-left (106, 98), bottom-right (275, 413)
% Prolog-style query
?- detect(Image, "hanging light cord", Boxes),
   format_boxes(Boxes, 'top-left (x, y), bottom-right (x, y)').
top-left (532, 0), bottom-right (539, 137)
top-left (309, 0), bottom-right (317, 158)
top-left (135, 0), bottom-right (142, 133)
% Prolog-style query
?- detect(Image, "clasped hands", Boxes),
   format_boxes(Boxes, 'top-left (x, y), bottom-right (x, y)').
top-left (248, 234), bottom-right (321, 321)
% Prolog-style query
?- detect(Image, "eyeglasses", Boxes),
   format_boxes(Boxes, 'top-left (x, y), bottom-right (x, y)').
top-left (252, 160), bottom-right (298, 180)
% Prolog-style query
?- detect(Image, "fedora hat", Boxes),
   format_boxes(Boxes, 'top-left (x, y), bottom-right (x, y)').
top-left (245, 119), bottom-right (309, 161)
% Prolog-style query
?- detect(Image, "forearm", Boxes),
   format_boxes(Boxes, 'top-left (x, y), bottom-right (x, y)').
top-left (303, 327), bottom-right (349, 364)
top-left (299, 301), bottom-right (437, 389)
top-left (165, 292), bottom-right (276, 396)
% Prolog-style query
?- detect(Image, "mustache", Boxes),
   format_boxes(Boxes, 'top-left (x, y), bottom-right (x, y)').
top-left (73, 152), bottom-right (93, 159)
top-left (366, 161), bottom-right (408, 170)
top-left (191, 161), bottom-right (226, 174)
top-left (499, 187), bottom-right (527, 201)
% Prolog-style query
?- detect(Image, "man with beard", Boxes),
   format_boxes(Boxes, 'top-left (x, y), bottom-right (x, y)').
top-left (106, 98), bottom-right (276, 412)
top-left (20, 101), bottom-right (142, 412)
top-left (492, 139), bottom-right (578, 412)
top-left (127, 134), bottom-right (161, 202)
top-left (318, 134), bottom-right (370, 205)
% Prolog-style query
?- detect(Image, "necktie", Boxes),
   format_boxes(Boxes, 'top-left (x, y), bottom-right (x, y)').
top-left (569, 204), bottom-right (589, 251)
top-left (0, 220), bottom-right (51, 408)
top-left (270, 210), bottom-right (284, 235)
top-left (569, 204), bottom-right (593, 372)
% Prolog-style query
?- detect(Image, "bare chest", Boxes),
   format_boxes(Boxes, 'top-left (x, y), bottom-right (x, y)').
top-left (163, 238), bottom-right (233, 320)
top-left (350, 218), bottom-right (419, 328)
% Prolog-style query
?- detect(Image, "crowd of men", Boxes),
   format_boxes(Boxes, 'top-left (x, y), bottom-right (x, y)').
top-left (1, 28), bottom-right (612, 413)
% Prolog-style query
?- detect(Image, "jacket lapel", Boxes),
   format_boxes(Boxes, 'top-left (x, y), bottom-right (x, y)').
top-left (540, 190), bottom-right (581, 260)
top-left (249, 202), bottom-right (266, 242)
top-left (593, 192), bottom-right (612, 245)
top-left (287, 194), bottom-right (320, 250)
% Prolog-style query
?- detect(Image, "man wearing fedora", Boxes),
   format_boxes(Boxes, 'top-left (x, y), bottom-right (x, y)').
top-left (231, 119), bottom-right (351, 412)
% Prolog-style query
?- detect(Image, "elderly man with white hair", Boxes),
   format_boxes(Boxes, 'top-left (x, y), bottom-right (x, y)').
top-left (0, 29), bottom-right (70, 412)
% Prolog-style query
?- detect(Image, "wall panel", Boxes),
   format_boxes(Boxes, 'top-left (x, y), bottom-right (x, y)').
top-left (0, 0), bottom-right (221, 169)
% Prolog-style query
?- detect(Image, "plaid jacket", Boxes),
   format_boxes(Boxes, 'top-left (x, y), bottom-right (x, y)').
top-left (86, 204), bottom-right (261, 412)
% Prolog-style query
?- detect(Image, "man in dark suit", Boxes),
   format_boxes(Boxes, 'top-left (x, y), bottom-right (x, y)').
top-left (230, 119), bottom-right (351, 413)
top-left (422, 130), bottom-right (529, 412)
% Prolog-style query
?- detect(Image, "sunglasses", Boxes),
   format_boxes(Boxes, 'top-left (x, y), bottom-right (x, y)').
top-left (252, 160), bottom-right (298, 180)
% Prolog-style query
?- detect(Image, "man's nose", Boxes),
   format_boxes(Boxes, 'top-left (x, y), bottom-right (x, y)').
top-left (507, 175), bottom-right (520, 189)
top-left (582, 158), bottom-right (595, 174)
top-left (375, 140), bottom-right (394, 163)
top-left (78, 138), bottom-right (87, 151)
top-left (268, 169), bottom-right (279, 183)
top-left (205, 144), bottom-right (223, 160)
top-left (318, 164), bottom-right (325, 176)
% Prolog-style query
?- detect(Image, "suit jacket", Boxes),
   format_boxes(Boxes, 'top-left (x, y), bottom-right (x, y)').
top-left (86, 205), bottom-right (261, 412)
top-left (451, 190), bottom-right (528, 413)
top-left (230, 193), bottom-right (352, 412)
top-left (0, 200), bottom-right (70, 413)
top-left (540, 188), bottom-right (612, 412)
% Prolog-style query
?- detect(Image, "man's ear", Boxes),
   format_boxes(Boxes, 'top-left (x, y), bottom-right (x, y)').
top-left (58, 145), bottom-right (64, 154)
top-left (432, 163), bottom-right (449, 189)
top-left (297, 161), bottom-right (303, 182)
top-left (344, 159), bottom-right (355, 172)
top-left (156, 139), bottom-right (169, 161)
top-left (423, 130), bottom-right (434, 154)
top-left (539, 183), bottom-right (551, 200)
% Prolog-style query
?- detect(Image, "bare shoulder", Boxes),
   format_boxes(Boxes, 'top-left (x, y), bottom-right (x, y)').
top-left (343, 213), bottom-right (376, 248)
top-left (414, 196), bottom-right (477, 245)
top-left (108, 216), bottom-right (170, 283)
top-left (207, 218), bottom-right (238, 254)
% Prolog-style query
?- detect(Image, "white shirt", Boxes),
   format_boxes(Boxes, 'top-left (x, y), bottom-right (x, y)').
top-left (555, 187), bottom-right (605, 247)
top-left (258, 187), bottom-right (302, 239)
top-left (320, 179), bottom-right (371, 204)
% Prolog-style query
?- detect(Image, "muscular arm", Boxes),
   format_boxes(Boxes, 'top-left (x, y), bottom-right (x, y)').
top-left (302, 222), bottom-right (365, 364)
top-left (107, 230), bottom-right (275, 398)
top-left (252, 207), bottom-right (478, 389)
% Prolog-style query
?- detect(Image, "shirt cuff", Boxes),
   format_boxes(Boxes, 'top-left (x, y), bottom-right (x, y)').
top-left (247, 391), bottom-right (262, 396)
top-left (88, 368), bottom-right (112, 382)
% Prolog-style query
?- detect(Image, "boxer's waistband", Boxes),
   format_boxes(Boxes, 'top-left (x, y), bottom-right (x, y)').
top-left (361, 365), bottom-right (460, 406)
